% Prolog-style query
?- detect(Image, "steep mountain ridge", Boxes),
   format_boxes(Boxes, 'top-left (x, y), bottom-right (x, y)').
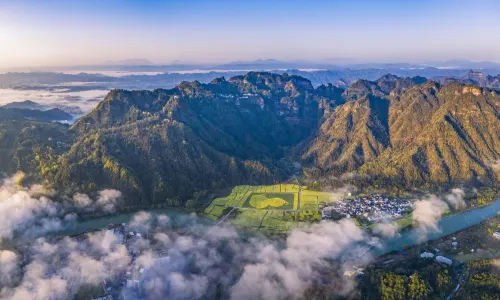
top-left (5, 71), bottom-right (500, 206)
top-left (300, 76), bottom-right (500, 187)
top-left (342, 74), bottom-right (427, 100)
top-left (74, 72), bottom-right (343, 158)
top-left (361, 82), bottom-right (500, 185)
top-left (298, 95), bottom-right (390, 174)
top-left (436, 70), bottom-right (500, 89)
top-left (44, 72), bottom-right (345, 204)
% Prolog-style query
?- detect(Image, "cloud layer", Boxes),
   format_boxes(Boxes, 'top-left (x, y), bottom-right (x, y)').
top-left (0, 173), bottom-right (121, 244)
top-left (0, 209), bottom-right (372, 300)
top-left (0, 171), bottom-right (473, 299)
top-left (412, 188), bottom-right (466, 241)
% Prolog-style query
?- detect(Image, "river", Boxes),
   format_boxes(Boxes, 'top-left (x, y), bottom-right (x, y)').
top-left (55, 199), bottom-right (500, 256)
top-left (54, 208), bottom-right (213, 236)
top-left (376, 199), bottom-right (500, 255)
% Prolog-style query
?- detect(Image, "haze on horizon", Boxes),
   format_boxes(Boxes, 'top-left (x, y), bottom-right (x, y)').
top-left (1, 0), bottom-right (499, 69)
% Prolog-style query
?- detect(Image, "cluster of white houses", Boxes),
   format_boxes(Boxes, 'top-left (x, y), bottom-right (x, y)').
top-left (493, 228), bottom-right (500, 240)
top-left (321, 194), bottom-right (413, 222)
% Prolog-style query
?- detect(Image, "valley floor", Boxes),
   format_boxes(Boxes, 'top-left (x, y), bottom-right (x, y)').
top-left (203, 184), bottom-right (326, 234)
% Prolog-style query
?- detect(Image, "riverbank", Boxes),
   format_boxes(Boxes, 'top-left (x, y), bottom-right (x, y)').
top-left (55, 207), bottom-right (212, 237)
top-left (47, 193), bottom-right (500, 260)
top-left (375, 198), bottom-right (500, 256)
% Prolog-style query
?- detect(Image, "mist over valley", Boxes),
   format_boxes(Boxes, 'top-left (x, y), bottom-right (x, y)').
top-left (2, 0), bottom-right (500, 298)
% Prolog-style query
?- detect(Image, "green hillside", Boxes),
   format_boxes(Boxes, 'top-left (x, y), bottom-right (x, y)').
top-left (20, 72), bottom-right (345, 206)
top-left (359, 83), bottom-right (500, 186)
top-left (300, 77), bottom-right (500, 188)
top-left (3, 72), bottom-right (500, 207)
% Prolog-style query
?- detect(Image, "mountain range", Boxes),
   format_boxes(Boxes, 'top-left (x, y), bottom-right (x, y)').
top-left (3, 71), bottom-right (500, 206)
top-left (3, 68), bottom-right (500, 93)
top-left (435, 69), bottom-right (500, 89)
top-left (2, 100), bottom-right (83, 116)
top-left (7, 58), bottom-right (500, 73)
top-left (0, 105), bottom-right (72, 121)
top-left (301, 75), bottom-right (500, 187)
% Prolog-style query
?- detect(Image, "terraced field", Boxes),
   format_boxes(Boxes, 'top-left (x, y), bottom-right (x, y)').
top-left (203, 184), bottom-right (332, 233)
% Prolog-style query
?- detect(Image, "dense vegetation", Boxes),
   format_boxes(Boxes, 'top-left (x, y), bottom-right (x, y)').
top-left (458, 259), bottom-right (500, 299)
top-left (3, 73), bottom-right (343, 206)
top-left (301, 76), bottom-right (500, 190)
top-left (3, 71), bottom-right (500, 207)
top-left (361, 258), bottom-right (455, 299)
top-left (0, 114), bottom-right (70, 183)
top-left (0, 106), bottom-right (72, 121)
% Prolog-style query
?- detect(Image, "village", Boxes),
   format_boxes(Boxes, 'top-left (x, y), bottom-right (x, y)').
top-left (320, 194), bottom-right (413, 222)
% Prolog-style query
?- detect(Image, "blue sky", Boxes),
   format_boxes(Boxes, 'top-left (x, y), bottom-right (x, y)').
top-left (0, 0), bottom-right (499, 67)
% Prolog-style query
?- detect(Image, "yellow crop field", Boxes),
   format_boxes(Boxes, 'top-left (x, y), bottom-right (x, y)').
top-left (202, 183), bottom-right (331, 233)
top-left (249, 194), bottom-right (288, 209)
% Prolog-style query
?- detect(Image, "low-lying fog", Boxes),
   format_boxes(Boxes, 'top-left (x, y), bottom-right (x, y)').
top-left (0, 173), bottom-right (372, 299)
top-left (0, 87), bottom-right (109, 115)
top-left (0, 69), bottom-right (253, 116)
top-left (0, 171), bottom-right (476, 300)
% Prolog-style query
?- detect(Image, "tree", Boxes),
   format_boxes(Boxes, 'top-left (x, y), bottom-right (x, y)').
top-left (380, 273), bottom-right (407, 300)
top-left (407, 272), bottom-right (431, 300)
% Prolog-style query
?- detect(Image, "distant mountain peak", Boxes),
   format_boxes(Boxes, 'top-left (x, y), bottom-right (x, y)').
top-left (104, 58), bottom-right (154, 66)
top-left (464, 69), bottom-right (485, 78)
top-left (2, 100), bottom-right (42, 110)
top-left (377, 73), bottom-right (400, 82)
top-left (210, 77), bottom-right (227, 84)
top-left (254, 58), bottom-right (280, 63)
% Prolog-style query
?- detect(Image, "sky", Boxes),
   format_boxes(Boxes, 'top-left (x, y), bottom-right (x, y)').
top-left (0, 0), bottom-right (500, 68)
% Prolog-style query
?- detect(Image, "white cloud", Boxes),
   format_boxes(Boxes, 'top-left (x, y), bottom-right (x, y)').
top-left (0, 88), bottom-right (108, 114)
top-left (231, 220), bottom-right (366, 299)
top-left (0, 173), bottom-right (122, 244)
top-left (127, 211), bottom-right (153, 233)
top-left (0, 212), bottom-right (374, 300)
top-left (373, 222), bottom-right (400, 238)
top-left (412, 195), bottom-right (449, 241)
top-left (445, 188), bottom-right (466, 209)
top-left (95, 189), bottom-right (122, 213)
top-left (0, 250), bottom-right (20, 289)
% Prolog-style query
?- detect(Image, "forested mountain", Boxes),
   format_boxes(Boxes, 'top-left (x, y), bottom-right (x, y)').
top-left (298, 75), bottom-right (424, 173)
top-left (0, 112), bottom-right (70, 181)
top-left (4, 71), bottom-right (500, 206)
top-left (359, 82), bottom-right (500, 186)
top-left (0, 106), bottom-right (72, 121)
top-left (2, 100), bottom-right (84, 116)
top-left (41, 72), bottom-right (344, 205)
top-left (301, 76), bottom-right (500, 187)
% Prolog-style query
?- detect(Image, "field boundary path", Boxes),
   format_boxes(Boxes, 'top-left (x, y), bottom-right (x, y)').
top-left (237, 207), bottom-right (297, 212)
top-left (257, 211), bottom-right (269, 230)
top-left (217, 207), bottom-right (238, 225)
top-left (296, 179), bottom-right (301, 229)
